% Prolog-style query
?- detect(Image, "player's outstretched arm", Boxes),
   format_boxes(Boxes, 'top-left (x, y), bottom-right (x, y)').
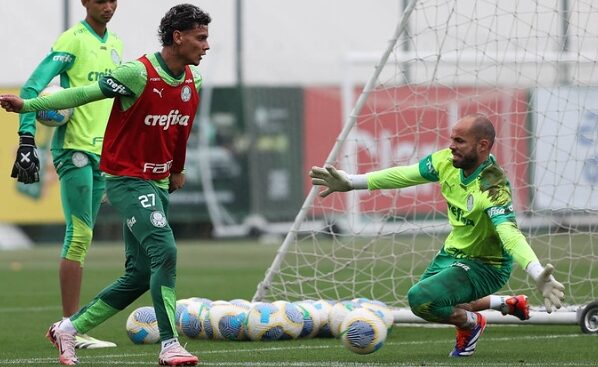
top-left (310, 165), bottom-right (354, 198)
top-left (3, 84), bottom-right (106, 115)
top-left (0, 95), bottom-right (24, 113)
top-left (526, 262), bottom-right (565, 313)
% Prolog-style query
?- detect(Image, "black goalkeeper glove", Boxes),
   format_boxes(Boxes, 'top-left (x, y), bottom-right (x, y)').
top-left (11, 134), bottom-right (40, 184)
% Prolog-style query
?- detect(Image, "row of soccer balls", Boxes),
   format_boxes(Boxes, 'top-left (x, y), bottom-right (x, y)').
top-left (126, 298), bottom-right (393, 354)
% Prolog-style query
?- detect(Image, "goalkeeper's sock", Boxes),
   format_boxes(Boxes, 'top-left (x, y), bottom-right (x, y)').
top-left (489, 295), bottom-right (507, 312)
top-left (459, 310), bottom-right (478, 329)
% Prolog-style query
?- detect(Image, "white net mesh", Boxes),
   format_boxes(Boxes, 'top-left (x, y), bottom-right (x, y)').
top-left (254, 0), bottom-right (598, 309)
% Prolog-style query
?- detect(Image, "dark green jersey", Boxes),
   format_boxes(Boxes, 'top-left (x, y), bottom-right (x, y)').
top-left (367, 148), bottom-right (538, 268)
top-left (19, 21), bottom-right (123, 155)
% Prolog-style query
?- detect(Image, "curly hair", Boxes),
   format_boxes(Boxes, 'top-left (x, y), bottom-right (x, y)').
top-left (158, 4), bottom-right (212, 46)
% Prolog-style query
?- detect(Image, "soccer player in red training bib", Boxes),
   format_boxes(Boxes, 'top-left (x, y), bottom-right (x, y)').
top-left (309, 114), bottom-right (566, 358)
top-left (1, 4), bottom-right (210, 366)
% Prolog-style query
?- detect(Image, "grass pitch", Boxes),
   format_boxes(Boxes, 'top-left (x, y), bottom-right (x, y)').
top-left (0, 240), bottom-right (595, 366)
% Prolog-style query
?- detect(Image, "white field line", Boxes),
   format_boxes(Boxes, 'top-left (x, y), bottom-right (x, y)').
top-left (0, 333), bottom-right (593, 366)
top-left (0, 305), bottom-right (60, 313)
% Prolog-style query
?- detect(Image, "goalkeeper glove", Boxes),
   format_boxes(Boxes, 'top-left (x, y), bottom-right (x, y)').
top-left (310, 165), bottom-right (353, 198)
top-left (11, 134), bottom-right (40, 184)
top-left (526, 261), bottom-right (565, 313)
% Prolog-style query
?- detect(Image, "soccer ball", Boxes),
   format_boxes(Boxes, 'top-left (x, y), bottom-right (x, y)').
top-left (180, 301), bottom-right (211, 339)
top-left (125, 306), bottom-right (160, 344)
top-left (187, 297), bottom-right (213, 307)
top-left (229, 298), bottom-right (253, 310)
top-left (329, 300), bottom-right (362, 337)
top-left (352, 298), bottom-right (394, 332)
top-left (175, 299), bottom-right (193, 334)
top-left (340, 308), bottom-right (387, 354)
top-left (245, 301), bottom-right (304, 341)
top-left (208, 302), bottom-right (248, 340)
top-left (294, 301), bottom-right (322, 338)
top-left (35, 85), bottom-right (73, 127)
top-left (311, 299), bottom-right (335, 337)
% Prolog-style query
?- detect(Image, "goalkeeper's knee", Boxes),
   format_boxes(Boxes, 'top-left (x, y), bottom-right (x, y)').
top-left (407, 284), bottom-right (450, 322)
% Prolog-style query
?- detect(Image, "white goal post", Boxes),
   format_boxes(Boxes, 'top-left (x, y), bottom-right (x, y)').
top-left (252, 0), bottom-right (598, 328)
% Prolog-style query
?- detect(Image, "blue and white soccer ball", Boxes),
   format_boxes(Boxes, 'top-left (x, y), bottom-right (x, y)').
top-left (175, 299), bottom-right (193, 334)
top-left (340, 308), bottom-right (387, 354)
top-left (229, 299), bottom-right (253, 310)
top-left (180, 301), bottom-right (211, 339)
top-left (208, 302), bottom-right (248, 340)
top-left (125, 306), bottom-right (160, 344)
top-left (311, 299), bottom-right (335, 337)
top-left (352, 298), bottom-right (394, 332)
top-left (329, 300), bottom-right (363, 337)
top-left (35, 85), bottom-right (73, 127)
top-left (294, 301), bottom-right (322, 338)
top-left (245, 301), bottom-right (304, 341)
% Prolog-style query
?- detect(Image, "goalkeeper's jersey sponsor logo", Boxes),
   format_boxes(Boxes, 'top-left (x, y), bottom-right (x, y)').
top-left (486, 204), bottom-right (513, 219)
top-left (447, 202), bottom-right (474, 226)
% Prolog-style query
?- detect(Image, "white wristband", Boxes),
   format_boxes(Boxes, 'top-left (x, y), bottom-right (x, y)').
top-left (348, 174), bottom-right (368, 189)
top-left (526, 261), bottom-right (544, 281)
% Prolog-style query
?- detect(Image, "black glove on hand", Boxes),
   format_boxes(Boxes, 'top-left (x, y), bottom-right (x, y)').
top-left (11, 134), bottom-right (40, 184)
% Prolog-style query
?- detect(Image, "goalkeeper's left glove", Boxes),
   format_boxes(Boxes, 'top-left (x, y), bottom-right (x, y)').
top-left (526, 261), bottom-right (565, 313)
top-left (309, 165), bottom-right (353, 198)
top-left (11, 134), bottom-right (40, 184)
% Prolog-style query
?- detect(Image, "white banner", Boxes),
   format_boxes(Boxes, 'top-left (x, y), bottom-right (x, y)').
top-left (533, 87), bottom-right (598, 210)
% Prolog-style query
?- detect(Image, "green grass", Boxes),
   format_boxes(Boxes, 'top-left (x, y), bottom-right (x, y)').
top-left (0, 241), bottom-right (595, 366)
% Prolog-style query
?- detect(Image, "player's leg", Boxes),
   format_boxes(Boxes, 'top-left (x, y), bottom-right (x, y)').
top-left (457, 294), bottom-right (530, 320)
top-left (48, 222), bottom-right (149, 364)
top-left (408, 265), bottom-right (486, 357)
top-left (105, 177), bottom-right (198, 365)
top-left (54, 150), bottom-right (117, 349)
top-left (47, 172), bottom-right (154, 363)
top-left (54, 150), bottom-right (95, 318)
top-left (407, 251), bottom-right (509, 357)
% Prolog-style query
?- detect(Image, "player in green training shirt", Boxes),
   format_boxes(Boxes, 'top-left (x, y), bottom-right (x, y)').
top-left (12, 0), bottom-right (122, 349)
top-left (1, 4), bottom-right (209, 366)
top-left (310, 114), bottom-right (565, 357)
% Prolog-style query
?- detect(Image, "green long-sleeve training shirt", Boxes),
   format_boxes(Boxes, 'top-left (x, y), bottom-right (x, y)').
top-left (367, 148), bottom-right (538, 269)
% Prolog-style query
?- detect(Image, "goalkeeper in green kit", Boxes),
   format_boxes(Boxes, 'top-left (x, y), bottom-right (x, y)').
top-left (13, 0), bottom-right (122, 349)
top-left (310, 114), bottom-right (565, 357)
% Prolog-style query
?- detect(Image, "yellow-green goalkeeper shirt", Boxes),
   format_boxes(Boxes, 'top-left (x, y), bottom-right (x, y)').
top-left (367, 148), bottom-right (538, 269)
top-left (18, 21), bottom-right (123, 155)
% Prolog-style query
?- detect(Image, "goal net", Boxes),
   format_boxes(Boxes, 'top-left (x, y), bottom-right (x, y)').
top-left (253, 0), bottom-right (598, 322)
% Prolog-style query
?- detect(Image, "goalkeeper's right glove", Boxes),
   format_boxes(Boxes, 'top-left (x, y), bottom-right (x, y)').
top-left (309, 165), bottom-right (353, 198)
top-left (526, 261), bottom-right (565, 313)
top-left (11, 134), bottom-right (40, 184)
